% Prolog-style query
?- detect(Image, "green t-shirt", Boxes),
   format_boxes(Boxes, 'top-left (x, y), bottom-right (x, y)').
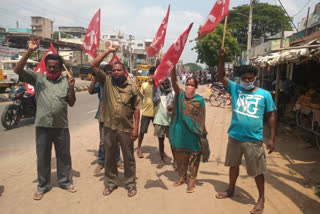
top-left (23, 70), bottom-right (70, 128)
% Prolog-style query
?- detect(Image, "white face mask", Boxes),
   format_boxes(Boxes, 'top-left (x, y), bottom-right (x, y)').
top-left (239, 78), bottom-right (255, 91)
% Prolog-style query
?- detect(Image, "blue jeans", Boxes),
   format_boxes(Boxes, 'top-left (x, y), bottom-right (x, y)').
top-left (98, 122), bottom-right (121, 165)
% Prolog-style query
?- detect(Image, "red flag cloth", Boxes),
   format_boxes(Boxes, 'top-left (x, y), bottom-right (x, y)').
top-left (108, 53), bottom-right (120, 64)
top-left (26, 43), bottom-right (57, 94)
top-left (198, 0), bottom-right (229, 39)
top-left (81, 9), bottom-right (101, 58)
top-left (153, 23), bottom-right (193, 87)
top-left (147, 5), bottom-right (170, 57)
top-left (108, 53), bottom-right (128, 77)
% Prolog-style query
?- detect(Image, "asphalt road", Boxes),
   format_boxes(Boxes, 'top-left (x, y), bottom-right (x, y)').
top-left (0, 90), bottom-right (99, 160)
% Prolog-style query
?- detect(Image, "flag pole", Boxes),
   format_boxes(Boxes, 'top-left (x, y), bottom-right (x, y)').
top-left (222, 15), bottom-right (228, 48)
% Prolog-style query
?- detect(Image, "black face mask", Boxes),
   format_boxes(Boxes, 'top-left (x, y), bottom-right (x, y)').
top-left (111, 75), bottom-right (126, 86)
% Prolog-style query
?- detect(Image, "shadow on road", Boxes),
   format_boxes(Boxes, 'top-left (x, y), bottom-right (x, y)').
top-left (0, 185), bottom-right (4, 197)
top-left (199, 178), bottom-right (256, 205)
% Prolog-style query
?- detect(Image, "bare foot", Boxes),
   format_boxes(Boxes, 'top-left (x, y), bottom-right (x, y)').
top-left (250, 198), bottom-right (265, 214)
top-left (156, 160), bottom-right (165, 169)
top-left (173, 177), bottom-right (186, 187)
top-left (94, 164), bottom-right (104, 173)
top-left (137, 149), bottom-right (144, 158)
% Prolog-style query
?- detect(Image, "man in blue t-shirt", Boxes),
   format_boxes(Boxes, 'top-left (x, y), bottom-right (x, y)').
top-left (215, 48), bottom-right (276, 214)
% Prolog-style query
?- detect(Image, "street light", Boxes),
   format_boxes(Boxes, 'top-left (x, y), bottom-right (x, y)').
top-left (129, 35), bottom-right (134, 72)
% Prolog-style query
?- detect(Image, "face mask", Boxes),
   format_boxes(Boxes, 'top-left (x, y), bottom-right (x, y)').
top-left (111, 75), bottom-right (126, 86)
top-left (239, 79), bottom-right (255, 91)
top-left (46, 71), bottom-right (61, 80)
top-left (185, 85), bottom-right (196, 99)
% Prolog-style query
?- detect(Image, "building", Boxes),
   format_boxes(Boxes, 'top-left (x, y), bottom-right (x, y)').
top-left (58, 26), bottom-right (86, 38)
top-left (0, 27), bottom-right (6, 33)
top-left (31, 16), bottom-right (53, 38)
top-left (8, 28), bottom-right (32, 33)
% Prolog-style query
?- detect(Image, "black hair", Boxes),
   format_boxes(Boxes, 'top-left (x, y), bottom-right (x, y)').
top-left (239, 65), bottom-right (257, 76)
top-left (186, 77), bottom-right (198, 88)
top-left (113, 61), bottom-right (125, 70)
top-left (149, 66), bottom-right (156, 75)
top-left (104, 64), bottom-right (112, 72)
top-left (45, 54), bottom-right (63, 70)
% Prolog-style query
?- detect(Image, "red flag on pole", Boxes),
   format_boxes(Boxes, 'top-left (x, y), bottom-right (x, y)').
top-left (153, 23), bottom-right (193, 87)
top-left (81, 9), bottom-right (101, 58)
top-left (147, 5), bottom-right (170, 57)
top-left (26, 43), bottom-right (57, 94)
top-left (198, 0), bottom-right (229, 39)
top-left (108, 53), bottom-right (120, 64)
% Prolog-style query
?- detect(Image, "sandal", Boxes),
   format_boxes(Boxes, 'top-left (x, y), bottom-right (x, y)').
top-left (186, 185), bottom-right (195, 193)
top-left (103, 186), bottom-right (118, 196)
top-left (117, 161), bottom-right (124, 169)
top-left (128, 186), bottom-right (137, 197)
top-left (137, 149), bottom-right (144, 158)
top-left (156, 160), bottom-right (165, 169)
top-left (215, 191), bottom-right (234, 199)
top-left (65, 184), bottom-right (77, 193)
top-left (94, 164), bottom-right (104, 173)
top-left (33, 190), bottom-right (44, 200)
top-left (173, 177), bottom-right (186, 187)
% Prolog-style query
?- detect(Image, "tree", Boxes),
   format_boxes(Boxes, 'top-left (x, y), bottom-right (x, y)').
top-left (228, 2), bottom-right (293, 49)
top-left (183, 63), bottom-right (202, 73)
top-left (193, 24), bottom-right (240, 67)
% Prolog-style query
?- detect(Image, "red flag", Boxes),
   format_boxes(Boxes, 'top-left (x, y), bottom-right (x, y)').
top-left (81, 9), bottom-right (101, 58)
top-left (147, 5), bottom-right (170, 57)
top-left (108, 53), bottom-right (120, 64)
top-left (198, 0), bottom-right (229, 39)
top-left (153, 23), bottom-right (193, 86)
top-left (26, 43), bottom-right (57, 94)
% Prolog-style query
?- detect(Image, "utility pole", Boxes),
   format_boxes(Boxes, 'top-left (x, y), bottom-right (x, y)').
top-left (129, 35), bottom-right (134, 72)
top-left (246, 0), bottom-right (253, 65)
top-left (305, 7), bottom-right (310, 37)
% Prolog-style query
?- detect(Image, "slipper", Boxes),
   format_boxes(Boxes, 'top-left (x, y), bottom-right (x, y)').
top-left (128, 186), bottom-right (137, 197)
top-left (250, 203), bottom-right (264, 214)
top-left (103, 186), bottom-right (118, 196)
top-left (215, 191), bottom-right (234, 199)
top-left (117, 161), bottom-right (124, 169)
top-left (173, 178), bottom-right (186, 187)
top-left (137, 150), bottom-right (144, 158)
top-left (94, 164), bottom-right (104, 173)
top-left (156, 160), bottom-right (165, 169)
top-left (33, 191), bottom-right (44, 200)
top-left (186, 185), bottom-right (195, 193)
top-left (65, 184), bottom-right (77, 193)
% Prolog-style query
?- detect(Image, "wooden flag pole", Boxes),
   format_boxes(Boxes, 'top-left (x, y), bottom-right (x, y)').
top-left (63, 64), bottom-right (72, 78)
top-left (222, 15), bottom-right (228, 48)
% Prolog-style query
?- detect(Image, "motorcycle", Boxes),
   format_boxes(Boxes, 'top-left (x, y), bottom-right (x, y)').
top-left (1, 83), bottom-right (36, 130)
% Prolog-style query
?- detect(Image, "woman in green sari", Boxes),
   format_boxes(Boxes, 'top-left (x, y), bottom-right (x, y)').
top-left (170, 68), bottom-right (210, 193)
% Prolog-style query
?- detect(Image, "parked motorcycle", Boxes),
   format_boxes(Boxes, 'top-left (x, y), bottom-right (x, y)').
top-left (1, 84), bottom-right (36, 130)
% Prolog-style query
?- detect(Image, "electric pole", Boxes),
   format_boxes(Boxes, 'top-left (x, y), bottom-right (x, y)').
top-left (246, 0), bottom-right (253, 65)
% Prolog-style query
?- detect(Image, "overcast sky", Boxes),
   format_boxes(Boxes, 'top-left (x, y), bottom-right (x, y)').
top-left (0, 0), bottom-right (318, 64)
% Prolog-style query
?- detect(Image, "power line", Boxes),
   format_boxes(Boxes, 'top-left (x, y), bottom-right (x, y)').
top-left (277, 0), bottom-right (299, 31)
top-left (291, 0), bottom-right (313, 17)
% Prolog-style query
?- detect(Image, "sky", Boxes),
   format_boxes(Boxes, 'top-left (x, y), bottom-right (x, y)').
top-left (0, 0), bottom-right (319, 64)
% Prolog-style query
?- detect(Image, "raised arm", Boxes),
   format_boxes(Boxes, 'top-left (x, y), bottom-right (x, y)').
top-left (14, 37), bottom-right (39, 78)
top-left (171, 66), bottom-right (180, 95)
top-left (217, 47), bottom-right (229, 89)
top-left (90, 45), bottom-right (118, 75)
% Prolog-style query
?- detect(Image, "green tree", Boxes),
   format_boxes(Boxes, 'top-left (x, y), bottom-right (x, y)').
top-left (183, 63), bottom-right (202, 73)
top-left (193, 24), bottom-right (240, 67)
top-left (228, 2), bottom-right (293, 49)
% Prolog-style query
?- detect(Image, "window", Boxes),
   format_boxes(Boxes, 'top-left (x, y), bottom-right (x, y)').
top-left (110, 35), bottom-right (116, 39)
top-left (137, 43), bottom-right (143, 47)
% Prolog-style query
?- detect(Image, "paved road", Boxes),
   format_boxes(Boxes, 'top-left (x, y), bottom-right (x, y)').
top-left (0, 91), bottom-right (98, 160)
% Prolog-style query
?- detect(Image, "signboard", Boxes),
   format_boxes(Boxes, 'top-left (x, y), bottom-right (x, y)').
top-left (105, 40), bottom-right (112, 49)
top-left (0, 46), bottom-right (19, 58)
